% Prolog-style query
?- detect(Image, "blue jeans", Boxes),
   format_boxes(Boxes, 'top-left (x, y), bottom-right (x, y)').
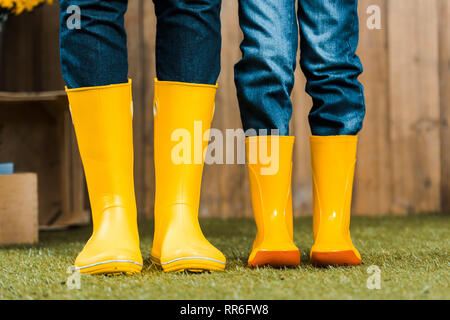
top-left (59, 0), bottom-right (221, 87)
top-left (59, 0), bottom-right (129, 88)
top-left (59, 0), bottom-right (364, 135)
top-left (235, 0), bottom-right (365, 136)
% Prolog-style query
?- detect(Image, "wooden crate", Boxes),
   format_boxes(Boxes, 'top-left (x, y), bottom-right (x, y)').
top-left (0, 91), bottom-right (90, 229)
top-left (0, 173), bottom-right (38, 244)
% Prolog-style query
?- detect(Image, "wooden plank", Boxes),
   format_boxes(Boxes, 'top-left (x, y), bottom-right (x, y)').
top-left (202, 0), bottom-right (248, 218)
top-left (38, 3), bottom-right (65, 91)
top-left (0, 91), bottom-right (66, 104)
top-left (387, 0), bottom-right (441, 214)
top-left (352, 0), bottom-right (391, 215)
top-left (439, 0), bottom-right (450, 213)
top-left (0, 9), bottom-right (39, 91)
top-left (291, 65), bottom-right (313, 217)
top-left (125, 0), bottom-right (146, 219)
top-left (0, 173), bottom-right (38, 244)
top-left (0, 3), bottom-right (62, 91)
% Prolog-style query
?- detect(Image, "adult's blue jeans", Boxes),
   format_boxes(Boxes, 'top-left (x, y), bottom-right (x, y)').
top-left (59, 0), bottom-right (221, 88)
top-left (235, 0), bottom-right (365, 136)
top-left (59, 0), bottom-right (364, 136)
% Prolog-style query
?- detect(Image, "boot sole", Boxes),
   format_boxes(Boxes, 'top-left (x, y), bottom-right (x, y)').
top-left (75, 260), bottom-right (143, 275)
top-left (310, 250), bottom-right (361, 266)
top-left (248, 250), bottom-right (300, 268)
top-left (151, 255), bottom-right (225, 273)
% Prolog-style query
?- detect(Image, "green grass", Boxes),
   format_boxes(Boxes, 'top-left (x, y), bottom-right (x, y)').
top-left (0, 215), bottom-right (449, 300)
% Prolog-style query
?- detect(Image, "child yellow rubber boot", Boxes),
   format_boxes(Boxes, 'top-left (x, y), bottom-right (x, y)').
top-left (310, 135), bottom-right (361, 266)
top-left (66, 80), bottom-right (143, 274)
top-left (150, 79), bottom-right (226, 272)
top-left (246, 135), bottom-right (300, 268)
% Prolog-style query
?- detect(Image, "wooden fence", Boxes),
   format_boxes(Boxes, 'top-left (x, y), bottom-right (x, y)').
top-left (0, 0), bottom-right (448, 218)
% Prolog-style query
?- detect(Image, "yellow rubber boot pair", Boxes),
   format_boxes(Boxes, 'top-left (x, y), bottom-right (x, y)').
top-left (245, 135), bottom-right (361, 268)
top-left (67, 79), bottom-right (224, 274)
top-left (150, 79), bottom-right (226, 272)
top-left (66, 80), bottom-right (143, 274)
top-left (246, 136), bottom-right (300, 267)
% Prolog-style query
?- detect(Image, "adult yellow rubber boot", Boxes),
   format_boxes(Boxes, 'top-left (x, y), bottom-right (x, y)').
top-left (246, 135), bottom-right (300, 268)
top-left (310, 135), bottom-right (361, 266)
top-left (151, 79), bottom-right (226, 272)
top-left (66, 80), bottom-right (142, 274)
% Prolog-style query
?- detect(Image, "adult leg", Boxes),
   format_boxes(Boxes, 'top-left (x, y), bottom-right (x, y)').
top-left (151, 0), bottom-right (226, 272)
top-left (59, 0), bottom-right (142, 274)
top-left (59, 0), bottom-right (128, 88)
top-left (298, 0), bottom-right (365, 266)
top-left (153, 0), bottom-right (221, 85)
top-left (235, 0), bottom-right (300, 268)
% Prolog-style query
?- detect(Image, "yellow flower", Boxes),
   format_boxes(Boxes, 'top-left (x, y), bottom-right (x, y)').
top-left (0, 0), bottom-right (53, 15)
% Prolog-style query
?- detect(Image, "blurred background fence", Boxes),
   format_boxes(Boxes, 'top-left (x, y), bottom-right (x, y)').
top-left (0, 0), bottom-right (448, 220)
